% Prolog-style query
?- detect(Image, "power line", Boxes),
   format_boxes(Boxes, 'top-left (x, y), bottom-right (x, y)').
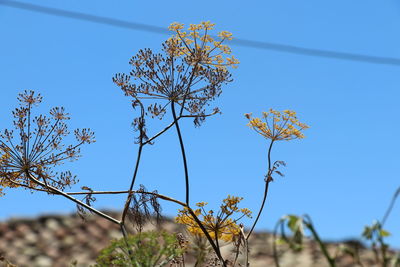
top-left (0, 0), bottom-right (169, 34)
top-left (2, 0), bottom-right (400, 66)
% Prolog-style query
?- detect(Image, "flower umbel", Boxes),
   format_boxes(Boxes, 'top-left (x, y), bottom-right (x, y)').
top-left (245, 109), bottom-right (309, 141)
top-left (167, 21), bottom-right (239, 70)
top-left (113, 21), bottom-right (237, 128)
top-left (176, 196), bottom-right (252, 242)
top-left (0, 91), bottom-right (95, 194)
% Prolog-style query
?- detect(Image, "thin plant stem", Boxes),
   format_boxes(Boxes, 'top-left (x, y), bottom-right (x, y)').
top-left (67, 190), bottom-right (132, 195)
top-left (171, 101), bottom-right (190, 206)
top-left (304, 216), bottom-right (336, 267)
top-left (30, 172), bottom-right (226, 265)
top-left (214, 229), bottom-right (220, 252)
top-left (377, 234), bottom-right (389, 267)
top-left (240, 225), bottom-right (250, 267)
top-left (246, 140), bottom-right (275, 240)
top-left (371, 242), bottom-right (380, 265)
top-left (381, 186), bottom-right (400, 227)
top-left (121, 144), bottom-right (143, 223)
top-left (143, 118), bottom-right (181, 145)
top-left (272, 220), bottom-right (282, 267)
top-left (122, 100), bottom-right (145, 224)
top-left (30, 118), bottom-right (60, 162)
top-left (26, 172), bottom-right (121, 225)
top-left (26, 103), bottom-right (31, 161)
top-left (245, 239), bottom-right (250, 267)
top-left (120, 223), bottom-right (135, 258)
top-left (187, 208), bottom-right (226, 267)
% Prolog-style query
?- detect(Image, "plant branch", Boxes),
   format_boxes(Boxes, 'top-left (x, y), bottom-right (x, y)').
top-left (187, 208), bottom-right (226, 267)
top-left (246, 140), bottom-right (275, 240)
top-left (26, 171), bottom-right (121, 225)
top-left (304, 215), bottom-right (336, 267)
top-left (66, 190), bottom-right (132, 195)
top-left (272, 220), bottom-right (282, 267)
top-left (143, 117), bottom-right (182, 146)
top-left (381, 186), bottom-right (400, 227)
top-left (121, 144), bottom-right (143, 223)
top-left (171, 101), bottom-right (190, 206)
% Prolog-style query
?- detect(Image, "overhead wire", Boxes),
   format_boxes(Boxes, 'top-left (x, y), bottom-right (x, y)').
top-left (1, 0), bottom-right (400, 66)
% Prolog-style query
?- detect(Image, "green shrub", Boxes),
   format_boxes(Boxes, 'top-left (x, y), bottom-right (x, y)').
top-left (94, 231), bottom-right (184, 267)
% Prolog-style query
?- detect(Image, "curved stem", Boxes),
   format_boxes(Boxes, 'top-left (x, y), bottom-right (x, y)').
top-left (246, 180), bottom-right (272, 240)
top-left (171, 101), bottom-right (190, 206)
top-left (377, 233), bottom-right (389, 267)
top-left (26, 172), bottom-right (120, 225)
top-left (267, 140), bottom-right (274, 169)
top-left (164, 101), bottom-right (225, 263)
top-left (143, 117), bottom-right (181, 145)
top-left (120, 223), bottom-right (134, 258)
top-left (246, 140), bottom-right (275, 240)
top-left (272, 220), bottom-right (282, 267)
top-left (304, 216), bottom-right (336, 267)
top-left (67, 189), bottom-right (187, 207)
top-left (187, 208), bottom-right (226, 267)
top-left (214, 229), bottom-right (220, 251)
top-left (121, 144), bottom-right (143, 223)
top-left (122, 100), bottom-right (145, 224)
top-left (381, 186), bottom-right (400, 227)
top-left (26, 171), bottom-right (225, 265)
top-left (67, 190), bottom-right (132, 195)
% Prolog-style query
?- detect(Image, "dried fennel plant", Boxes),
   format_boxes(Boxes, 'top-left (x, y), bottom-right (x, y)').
top-left (172, 110), bottom-right (309, 266)
top-left (1, 22), bottom-right (311, 267)
top-left (1, 21), bottom-right (240, 266)
top-left (111, 21), bottom-right (240, 265)
top-left (0, 90), bottom-right (119, 224)
top-left (113, 21), bottom-right (237, 207)
top-left (176, 196), bottom-right (252, 266)
top-left (244, 110), bottom-right (309, 240)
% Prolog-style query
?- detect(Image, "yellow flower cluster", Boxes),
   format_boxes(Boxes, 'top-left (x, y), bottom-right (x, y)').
top-left (245, 109), bottom-right (309, 141)
top-left (176, 195), bottom-right (251, 242)
top-left (0, 150), bottom-right (5, 196)
top-left (0, 149), bottom-right (8, 164)
top-left (0, 147), bottom-right (12, 171)
top-left (0, 149), bottom-right (21, 196)
top-left (167, 21), bottom-right (239, 71)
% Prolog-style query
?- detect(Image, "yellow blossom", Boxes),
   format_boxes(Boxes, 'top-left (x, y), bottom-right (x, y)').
top-left (196, 201), bottom-right (208, 207)
top-left (188, 24), bottom-right (203, 31)
top-left (218, 31), bottom-right (233, 40)
top-left (176, 196), bottom-right (251, 242)
top-left (167, 21), bottom-right (238, 69)
top-left (168, 22), bottom-right (184, 31)
top-left (219, 45), bottom-right (231, 54)
top-left (245, 109), bottom-right (309, 141)
top-left (200, 35), bottom-right (214, 43)
top-left (226, 56), bottom-right (239, 68)
top-left (201, 21), bottom-right (215, 30)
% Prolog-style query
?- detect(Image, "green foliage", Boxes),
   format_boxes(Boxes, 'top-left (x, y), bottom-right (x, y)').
top-left (94, 231), bottom-right (184, 267)
top-left (275, 215), bottom-right (305, 252)
top-left (362, 221), bottom-right (393, 267)
top-left (274, 214), bottom-right (400, 267)
top-left (362, 221), bottom-right (391, 240)
top-left (274, 214), bottom-right (336, 267)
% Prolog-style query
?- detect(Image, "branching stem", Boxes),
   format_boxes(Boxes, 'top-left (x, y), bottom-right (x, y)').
top-left (26, 172), bottom-right (120, 225)
top-left (247, 140), bottom-right (275, 240)
top-left (171, 101), bottom-right (190, 206)
top-left (121, 144), bottom-right (143, 223)
top-left (304, 216), bottom-right (336, 267)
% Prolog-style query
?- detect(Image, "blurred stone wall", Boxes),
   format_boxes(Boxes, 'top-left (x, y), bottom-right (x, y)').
top-left (0, 211), bottom-right (385, 267)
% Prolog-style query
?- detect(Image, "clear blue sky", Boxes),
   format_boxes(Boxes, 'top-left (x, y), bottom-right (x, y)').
top-left (1, 0), bottom-right (400, 247)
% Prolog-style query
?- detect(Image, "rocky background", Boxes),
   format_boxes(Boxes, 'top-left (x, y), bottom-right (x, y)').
top-left (0, 211), bottom-right (390, 266)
